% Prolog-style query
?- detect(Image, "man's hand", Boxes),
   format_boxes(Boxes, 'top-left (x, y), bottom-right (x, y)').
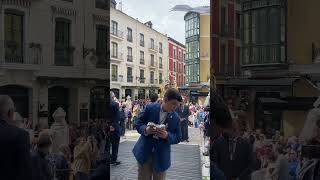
top-left (110, 126), bottom-right (115, 132)
top-left (156, 128), bottom-right (168, 139)
top-left (145, 126), bottom-right (157, 135)
top-left (180, 118), bottom-right (184, 122)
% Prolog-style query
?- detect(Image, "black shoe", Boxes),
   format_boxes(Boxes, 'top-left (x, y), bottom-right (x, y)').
top-left (111, 161), bottom-right (121, 165)
top-left (186, 139), bottom-right (189, 142)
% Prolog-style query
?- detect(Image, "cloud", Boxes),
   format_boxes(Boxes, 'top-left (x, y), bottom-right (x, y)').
top-left (118, 0), bottom-right (210, 44)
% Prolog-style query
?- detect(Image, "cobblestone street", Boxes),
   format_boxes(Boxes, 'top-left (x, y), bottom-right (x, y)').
top-left (111, 127), bottom-right (209, 180)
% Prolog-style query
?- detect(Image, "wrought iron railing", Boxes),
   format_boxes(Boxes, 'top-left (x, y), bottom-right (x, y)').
top-left (55, 44), bottom-right (74, 66)
top-left (0, 40), bottom-right (43, 65)
top-left (110, 28), bottom-right (123, 39)
top-left (127, 55), bottom-right (133, 62)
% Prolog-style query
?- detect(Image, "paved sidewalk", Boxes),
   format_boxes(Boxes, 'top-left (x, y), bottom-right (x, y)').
top-left (113, 128), bottom-right (210, 179)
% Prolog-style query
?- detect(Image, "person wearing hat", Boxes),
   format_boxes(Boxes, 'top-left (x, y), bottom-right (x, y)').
top-left (30, 130), bottom-right (54, 180)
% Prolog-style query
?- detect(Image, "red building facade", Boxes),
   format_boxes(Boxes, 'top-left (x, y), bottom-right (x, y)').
top-left (211, 0), bottom-right (242, 86)
top-left (168, 37), bottom-right (186, 87)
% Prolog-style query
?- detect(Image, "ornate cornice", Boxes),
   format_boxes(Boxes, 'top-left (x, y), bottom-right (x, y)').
top-left (51, 5), bottom-right (77, 17)
top-left (92, 14), bottom-right (109, 23)
top-left (1, 0), bottom-right (31, 8)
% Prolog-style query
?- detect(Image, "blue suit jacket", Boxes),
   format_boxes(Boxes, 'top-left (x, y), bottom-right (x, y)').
top-left (132, 103), bottom-right (182, 172)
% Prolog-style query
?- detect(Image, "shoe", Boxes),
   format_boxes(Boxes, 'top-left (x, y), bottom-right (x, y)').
top-left (111, 161), bottom-right (121, 165)
top-left (186, 139), bottom-right (189, 143)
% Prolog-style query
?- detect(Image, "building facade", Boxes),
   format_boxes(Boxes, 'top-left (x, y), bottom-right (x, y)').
top-left (0, 0), bottom-right (109, 127)
top-left (168, 37), bottom-right (185, 88)
top-left (110, 4), bottom-right (168, 100)
top-left (211, 0), bottom-right (320, 137)
top-left (183, 11), bottom-right (210, 104)
top-left (211, 0), bottom-right (242, 89)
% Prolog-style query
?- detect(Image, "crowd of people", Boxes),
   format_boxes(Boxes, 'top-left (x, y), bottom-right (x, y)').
top-left (210, 94), bottom-right (320, 180)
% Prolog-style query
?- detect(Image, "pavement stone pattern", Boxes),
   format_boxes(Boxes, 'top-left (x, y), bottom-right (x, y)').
top-left (111, 127), bottom-right (206, 180)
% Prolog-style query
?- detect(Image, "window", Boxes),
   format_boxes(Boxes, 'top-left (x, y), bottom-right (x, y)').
top-left (150, 38), bottom-right (154, 49)
top-left (127, 27), bottom-right (132, 42)
top-left (159, 42), bottom-right (163, 53)
top-left (178, 50), bottom-right (182, 60)
top-left (55, 18), bottom-right (73, 66)
top-left (111, 42), bottom-right (118, 58)
top-left (140, 33), bottom-right (144, 47)
top-left (221, 6), bottom-right (227, 35)
top-left (127, 47), bottom-right (132, 62)
top-left (185, 12), bottom-right (200, 38)
top-left (140, 51), bottom-right (144, 64)
top-left (236, 12), bottom-right (241, 39)
top-left (4, 10), bottom-right (24, 63)
top-left (173, 49), bottom-right (176, 59)
top-left (150, 54), bottom-right (155, 66)
top-left (111, 21), bottom-right (118, 36)
top-left (159, 73), bottom-right (163, 84)
top-left (127, 67), bottom-right (133, 82)
top-left (242, 4), bottom-right (285, 65)
top-left (150, 71), bottom-right (154, 84)
top-left (96, 0), bottom-right (108, 10)
top-left (220, 44), bottom-right (226, 73)
top-left (111, 64), bottom-right (118, 81)
top-left (173, 61), bottom-right (176, 72)
top-left (159, 57), bottom-right (163, 68)
top-left (111, 0), bottom-right (116, 8)
top-left (96, 25), bottom-right (108, 68)
top-left (140, 69), bottom-right (145, 83)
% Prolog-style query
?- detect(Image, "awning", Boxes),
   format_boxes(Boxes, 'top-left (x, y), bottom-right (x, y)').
top-left (224, 78), bottom-right (298, 86)
top-left (258, 97), bottom-right (288, 110)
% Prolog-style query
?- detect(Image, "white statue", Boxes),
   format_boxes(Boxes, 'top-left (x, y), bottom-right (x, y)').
top-left (299, 96), bottom-right (320, 143)
top-left (50, 107), bottom-right (69, 153)
top-left (125, 95), bottom-right (132, 112)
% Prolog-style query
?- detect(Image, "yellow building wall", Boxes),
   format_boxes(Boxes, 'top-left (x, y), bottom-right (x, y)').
top-left (200, 13), bottom-right (210, 83)
top-left (287, 0), bottom-right (320, 64)
top-left (293, 79), bottom-right (320, 97)
top-left (283, 111), bottom-right (308, 138)
top-left (282, 79), bottom-right (320, 137)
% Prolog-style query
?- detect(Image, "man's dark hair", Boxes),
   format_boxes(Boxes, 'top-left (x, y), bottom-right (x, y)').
top-left (164, 88), bottom-right (182, 102)
top-left (150, 93), bottom-right (158, 103)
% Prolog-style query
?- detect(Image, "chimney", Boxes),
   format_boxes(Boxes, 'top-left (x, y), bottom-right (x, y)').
top-left (144, 21), bottom-right (153, 28)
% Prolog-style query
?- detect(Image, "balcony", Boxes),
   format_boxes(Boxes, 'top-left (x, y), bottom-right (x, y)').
top-left (140, 77), bottom-right (145, 83)
top-left (127, 55), bottom-right (133, 62)
top-left (110, 52), bottom-right (123, 63)
top-left (111, 74), bottom-right (118, 81)
top-left (127, 75), bottom-right (133, 82)
top-left (140, 41), bottom-right (145, 47)
top-left (0, 41), bottom-right (43, 68)
top-left (55, 44), bottom-right (74, 66)
top-left (127, 35), bottom-right (133, 42)
top-left (149, 44), bottom-right (158, 53)
top-left (95, 49), bottom-right (108, 68)
top-left (110, 28), bottom-right (124, 41)
top-left (140, 58), bottom-right (145, 65)
top-left (149, 60), bottom-right (156, 69)
top-left (242, 44), bottom-right (286, 67)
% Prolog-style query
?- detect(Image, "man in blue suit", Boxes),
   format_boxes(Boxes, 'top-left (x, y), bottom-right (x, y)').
top-left (132, 88), bottom-right (182, 180)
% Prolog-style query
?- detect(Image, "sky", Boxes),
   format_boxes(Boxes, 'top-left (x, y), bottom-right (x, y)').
top-left (117, 0), bottom-right (210, 44)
